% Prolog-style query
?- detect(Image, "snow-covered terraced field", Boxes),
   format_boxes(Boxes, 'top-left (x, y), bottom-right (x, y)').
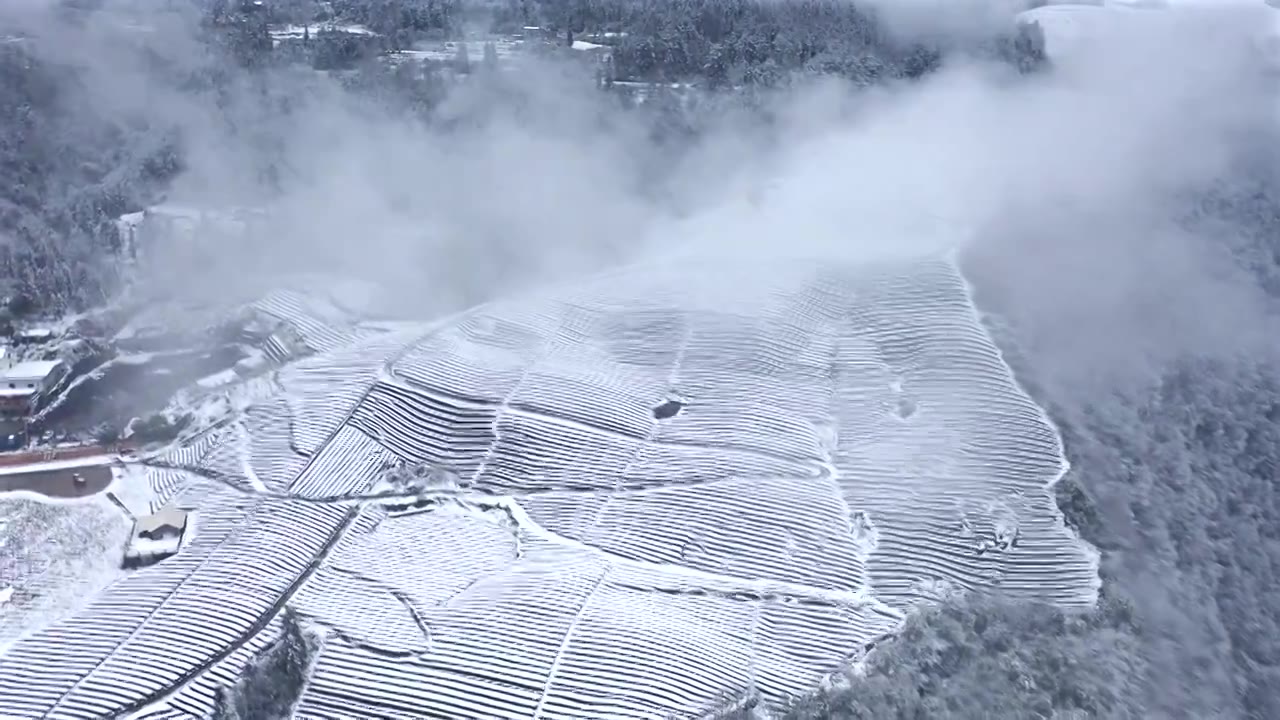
top-left (0, 256), bottom-right (1098, 719)
top-left (0, 500), bottom-right (353, 719)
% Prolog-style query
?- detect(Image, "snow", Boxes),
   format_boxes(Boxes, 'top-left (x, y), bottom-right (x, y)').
top-left (1, 500), bottom-right (348, 712)
top-left (2, 359), bottom-right (62, 382)
top-left (108, 462), bottom-right (163, 516)
top-left (1017, 4), bottom-right (1141, 59)
top-left (0, 587), bottom-right (11, 607)
top-left (611, 80), bottom-right (685, 89)
top-left (146, 204), bottom-right (204, 221)
top-left (0, 262), bottom-right (1102, 718)
top-left (571, 40), bottom-right (607, 51)
top-left (115, 352), bottom-right (156, 366)
top-left (164, 374), bottom-right (280, 444)
top-left (1032, 0), bottom-right (1274, 7)
top-left (387, 39), bottom-right (523, 64)
top-left (1019, 0), bottom-right (1280, 62)
top-left (357, 320), bottom-right (428, 334)
top-left (387, 48), bottom-right (440, 61)
top-left (195, 369), bottom-right (238, 389)
top-left (16, 329), bottom-right (54, 341)
top-left (123, 533), bottom-right (181, 562)
top-left (0, 454), bottom-right (115, 477)
top-left (0, 494), bottom-right (133, 654)
top-left (270, 23), bottom-right (377, 39)
top-left (234, 348), bottom-right (269, 376)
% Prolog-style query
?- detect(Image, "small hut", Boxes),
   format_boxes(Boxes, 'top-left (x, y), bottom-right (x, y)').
top-left (123, 505), bottom-right (189, 568)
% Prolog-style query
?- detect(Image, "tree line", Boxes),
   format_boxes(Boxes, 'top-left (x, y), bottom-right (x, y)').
top-left (229, 0), bottom-right (1044, 84)
top-left (0, 40), bottom-right (181, 314)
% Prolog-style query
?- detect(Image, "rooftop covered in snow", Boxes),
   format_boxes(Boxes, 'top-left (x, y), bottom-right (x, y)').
top-left (1, 360), bottom-right (63, 383)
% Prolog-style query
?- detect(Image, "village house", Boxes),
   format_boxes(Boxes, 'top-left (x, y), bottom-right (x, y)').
top-left (123, 505), bottom-right (190, 568)
top-left (13, 327), bottom-right (54, 345)
top-left (0, 350), bottom-right (67, 422)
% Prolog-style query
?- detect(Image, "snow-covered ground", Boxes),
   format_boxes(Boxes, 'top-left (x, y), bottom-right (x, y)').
top-left (194, 368), bottom-right (239, 390)
top-left (0, 495), bottom-right (133, 654)
top-left (386, 38), bottom-right (525, 64)
top-left (0, 454), bottom-right (116, 477)
top-left (123, 533), bottom-right (182, 566)
top-left (271, 22), bottom-right (376, 40)
top-left (1019, 0), bottom-right (1280, 65)
top-left (0, 257), bottom-right (1099, 719)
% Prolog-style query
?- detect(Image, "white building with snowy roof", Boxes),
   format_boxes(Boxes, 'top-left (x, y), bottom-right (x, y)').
top-left (0, 358), bottom-right (67, 420)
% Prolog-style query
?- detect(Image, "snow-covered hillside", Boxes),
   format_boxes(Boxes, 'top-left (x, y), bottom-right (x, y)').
top-left (0, 257), bottom-right (1098, 719)
top-left (1019, 0), bottom-right (1280, 65)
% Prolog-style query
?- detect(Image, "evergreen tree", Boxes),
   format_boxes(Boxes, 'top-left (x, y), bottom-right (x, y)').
top-left (483, 41), bottom-right (500, 71)
top-left (210, 686), bottom-right (242, 720)
top-left (211, 607), bottom-right (319, 720)
top-left (453, 41), bottom-right (471, 73)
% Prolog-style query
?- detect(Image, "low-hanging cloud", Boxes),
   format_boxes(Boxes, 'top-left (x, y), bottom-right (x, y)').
top-left (5, 0), bottom-right (1277, 386)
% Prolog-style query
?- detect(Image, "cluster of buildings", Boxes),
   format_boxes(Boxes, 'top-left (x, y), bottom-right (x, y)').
top-left (265, 17), bottom-right (619, 81)
top-left (268, 21), bottom-right (377, 48)
top-left (0, 348), bottom-right (66, 450)
top-left (1016, 0), bottom-right (1280, 69)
